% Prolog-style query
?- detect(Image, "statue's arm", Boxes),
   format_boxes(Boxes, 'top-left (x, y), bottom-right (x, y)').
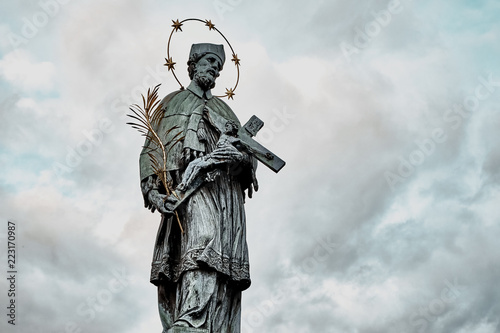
top-left (141, 175), bottom-right (157, 212)
top-left (176, 141), bottom-right (258, 199)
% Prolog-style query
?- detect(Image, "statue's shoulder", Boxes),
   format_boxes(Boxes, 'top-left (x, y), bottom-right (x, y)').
top-left (212, 96), bottom-right (232, 110)
top-left (210, 96), bottom-right (240, 125)
top-left (160, 89), bottom-right (185, 109)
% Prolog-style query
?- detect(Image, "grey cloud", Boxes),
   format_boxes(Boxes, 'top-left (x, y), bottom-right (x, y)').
top-left (2, 0), bottom-right (500, 332)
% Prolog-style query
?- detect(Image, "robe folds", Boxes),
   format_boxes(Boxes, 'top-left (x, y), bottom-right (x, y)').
top-left (140, 87), bottom-right (253, 294)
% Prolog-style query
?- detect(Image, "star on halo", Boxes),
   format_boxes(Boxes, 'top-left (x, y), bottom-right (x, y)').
top-left (225, 88), bottom-right (235, 100)
top-left (164, 57), bottom-right (176, 71)
top-left (231, 53), bottom-right (241, 66)
top-left (205, 19), bottom-right (215, 30)
top-left (171, 19), bottom-right (183, 32)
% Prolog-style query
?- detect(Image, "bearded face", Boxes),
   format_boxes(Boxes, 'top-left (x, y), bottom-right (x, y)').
top-left (193, 54), bottom-right (222, 91)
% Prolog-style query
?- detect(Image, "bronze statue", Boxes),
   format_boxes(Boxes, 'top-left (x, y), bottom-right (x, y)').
top-left (135, 37), bottom-right (284, 332)
top-left (139, 43), bottom-right (255, 333)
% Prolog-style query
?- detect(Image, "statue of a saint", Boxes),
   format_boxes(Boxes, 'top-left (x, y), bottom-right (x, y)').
top-left (139, 43), bottom-right (258, 333)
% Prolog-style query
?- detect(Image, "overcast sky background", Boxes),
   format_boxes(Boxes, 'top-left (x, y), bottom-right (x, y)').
top-left (1, 0), bottom-right (499, 332)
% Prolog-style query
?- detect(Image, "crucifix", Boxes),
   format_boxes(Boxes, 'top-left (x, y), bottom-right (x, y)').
top-left (171, 113), bottom-right (286, 211)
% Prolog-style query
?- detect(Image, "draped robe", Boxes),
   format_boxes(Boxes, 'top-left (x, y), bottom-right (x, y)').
top-left (139, 83), bottom-right (254, 332)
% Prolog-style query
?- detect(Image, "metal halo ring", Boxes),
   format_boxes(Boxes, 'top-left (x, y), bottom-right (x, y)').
top-left (165, 18), bottom-right (240, 100)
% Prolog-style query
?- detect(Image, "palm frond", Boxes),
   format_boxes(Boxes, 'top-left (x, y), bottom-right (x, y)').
top-left (126, 84), bottom-right (185, 232)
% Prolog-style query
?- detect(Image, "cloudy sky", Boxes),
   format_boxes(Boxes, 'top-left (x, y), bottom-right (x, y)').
top-left (1, 0), bottom-right (500, 332)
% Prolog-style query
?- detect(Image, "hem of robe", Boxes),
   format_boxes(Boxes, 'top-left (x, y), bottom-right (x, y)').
top-left (150, 247), bottom-right (251, 291)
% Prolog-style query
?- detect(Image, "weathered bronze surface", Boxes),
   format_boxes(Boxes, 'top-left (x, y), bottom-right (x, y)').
top-left (138, 43), bottom-right (284, 333)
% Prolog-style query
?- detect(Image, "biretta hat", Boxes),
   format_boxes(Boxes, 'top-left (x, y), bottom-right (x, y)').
top-left (189, 43), bottom-right (226, 66)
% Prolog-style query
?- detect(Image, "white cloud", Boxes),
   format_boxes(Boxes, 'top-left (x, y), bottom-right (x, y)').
top-left (0, 49), bottom-right (55, 91)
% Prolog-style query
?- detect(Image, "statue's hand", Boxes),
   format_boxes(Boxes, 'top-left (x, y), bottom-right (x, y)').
top-left (248, 165), bottom-right (259, 198)
top-left (148, 189), bottom-right (175, 215)
top-left (163, 194), bottom-right (179, 214)
top-left (246, 156), bottom-right (259, 198)
top-left (210, 144), bottom-right (244, 164)
top-left (177, 145), bottom-right (244, 192)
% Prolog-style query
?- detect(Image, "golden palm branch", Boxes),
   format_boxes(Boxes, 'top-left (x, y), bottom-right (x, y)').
top-left (127, 84), bottom-right (185, 232)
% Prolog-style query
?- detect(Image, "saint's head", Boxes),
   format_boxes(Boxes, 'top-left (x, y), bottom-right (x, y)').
top-left (187, 43), bottom-right (225, 92)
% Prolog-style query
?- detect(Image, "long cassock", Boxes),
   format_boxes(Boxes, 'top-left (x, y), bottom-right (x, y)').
top-left (139, 81), bottom-right (255, 333)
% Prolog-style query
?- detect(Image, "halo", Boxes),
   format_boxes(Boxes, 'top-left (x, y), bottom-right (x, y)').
top-left (165, 18), bottom-right (241, 100)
